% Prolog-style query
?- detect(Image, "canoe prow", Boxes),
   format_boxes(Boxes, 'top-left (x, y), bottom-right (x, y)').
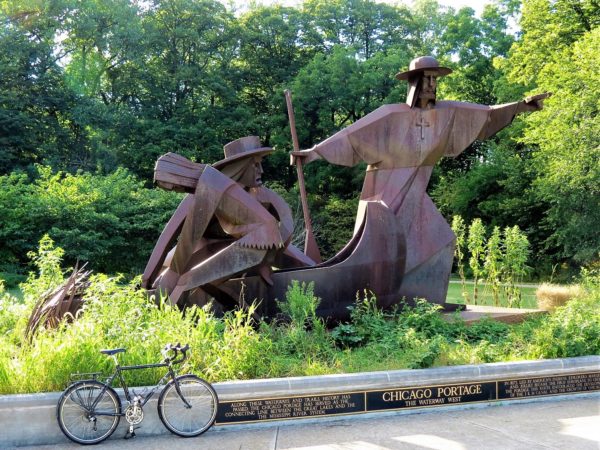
top-left (218, 201), bottom-right (406, 320)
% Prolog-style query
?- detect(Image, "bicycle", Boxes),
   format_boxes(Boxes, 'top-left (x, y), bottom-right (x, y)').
top-left (56, 343), bottom-right (218, 445)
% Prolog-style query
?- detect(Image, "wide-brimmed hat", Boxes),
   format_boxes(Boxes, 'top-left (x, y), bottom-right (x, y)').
top-left (212, 136), bottom-right (273, 170)
top-left (395, 56), bottom-right (452, 81)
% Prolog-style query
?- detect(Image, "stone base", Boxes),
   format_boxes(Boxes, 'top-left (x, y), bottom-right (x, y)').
top-left (1, 357), bottom-right (597, 446)
top-left (442, 302), bottom-right (467, 312)
top-left (444, 304), bottom-right (546, 325)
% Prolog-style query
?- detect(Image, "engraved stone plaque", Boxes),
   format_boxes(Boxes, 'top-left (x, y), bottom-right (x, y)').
top-left (215, 371), bottom-right (599, 425)
top-left (498, 373), bottom-right (600, 399)
top-left (367, 381), bottom-right (497, 411)
top-left (217, 392), bottom-right (365, 424)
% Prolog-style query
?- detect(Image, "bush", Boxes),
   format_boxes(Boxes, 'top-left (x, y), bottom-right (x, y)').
top-left (0, 167), bottom-right (181, 275)
top-left (1, 239), bottom-right (598, 394)
top-left (277, 281), bottom-right (320, 328)
top-left (527, 288), bottom-right (600, 358)
top-left (536, 283), bottom-right (582, 311)
top-left (270, 281), bottom-right (336, 375)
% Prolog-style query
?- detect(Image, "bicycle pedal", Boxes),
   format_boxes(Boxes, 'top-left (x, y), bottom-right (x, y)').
top-left (124, 426), bottom-right (140, 440)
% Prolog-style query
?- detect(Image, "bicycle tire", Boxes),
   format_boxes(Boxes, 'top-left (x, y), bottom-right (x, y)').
top-left (57, 380), bottom-right (121, 445)
top-left (157, 374), bottom-right (218, 437)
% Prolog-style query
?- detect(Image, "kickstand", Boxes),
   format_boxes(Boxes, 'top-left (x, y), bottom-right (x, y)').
top-left (124, 425), bottom-right (139, 439)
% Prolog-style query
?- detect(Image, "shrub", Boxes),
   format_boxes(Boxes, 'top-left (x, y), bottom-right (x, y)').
top-left (277, 280), bottom-right (320, 328)
top-left (0, 167), bottom-right (181, 275)
top-left (536, 283), bottom-right (582, 311)
top-left (396, 298), bottom-right (449, 338)
top-left (1, 239), bottom-right (598, 394)
top-left (454, 317), bottom-right (510, 344)
top-left (527, 281), bottom-right (600, 358)
top-left (271, 281), bottom-right (336, 374)
top-left (345, 291), bottom-right (393, 344)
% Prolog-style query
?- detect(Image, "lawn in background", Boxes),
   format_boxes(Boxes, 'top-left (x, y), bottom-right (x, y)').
top-left (446, 281), bottom-right (538, 309)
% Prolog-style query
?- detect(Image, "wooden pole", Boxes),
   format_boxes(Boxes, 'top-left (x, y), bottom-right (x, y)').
top-left (284, 89), bottom-right (321, 263)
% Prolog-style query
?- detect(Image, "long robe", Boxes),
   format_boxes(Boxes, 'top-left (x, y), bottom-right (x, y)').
top-left (301, 100), bottom-right (521, 303)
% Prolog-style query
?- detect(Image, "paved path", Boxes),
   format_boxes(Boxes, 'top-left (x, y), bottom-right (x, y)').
top-left (14, 395), bottom-right (599, 450)
top-left (449, 280), bottom-right (538, 289)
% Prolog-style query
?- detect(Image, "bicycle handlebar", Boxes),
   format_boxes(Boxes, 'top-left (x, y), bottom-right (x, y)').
top-left (161, 343), bottom-right (189, 365)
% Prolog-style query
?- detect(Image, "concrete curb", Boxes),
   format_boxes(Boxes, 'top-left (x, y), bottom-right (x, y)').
top-left (1, 356), bottom-right (599, 447)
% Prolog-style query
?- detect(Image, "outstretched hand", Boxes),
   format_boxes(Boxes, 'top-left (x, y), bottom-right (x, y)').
top-left (290, 150), bottom-right (308, 165)
top-left (523, 92), bottom-right (551, 111)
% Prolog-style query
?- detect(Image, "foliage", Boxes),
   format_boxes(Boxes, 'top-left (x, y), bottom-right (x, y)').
top-left (0, 166), bottom-right (181, 275)
top-left (514, 22), bottom-right (600, 265)
top-left (312, 195), bottom-right (360, 258)
top-left (453, 217), bottom-right (531, 307)
top-left (277, 280), bottom-right (320, 328)
top-left (484, 226), bottom-right (502, 305)
top-left (526, 289), bottom-right (600, 359)
top-left (0, 0), bottom-right (596, 285)
top-left (502, 225), bottom-right (531, 307)
top-left (451, 215), bottom-right (467, 300)
top-left (4, 0), bottom-right (575, 276)
top-left (467, 218), bottom-right (486, 303)
top-left (0, 246), bottom-right (598, 393)
top-left (22, 235), bottom-right (65, 299)
top-left (0, 241), bottom-right (274, 392)
top-left (331, 294), bottom-right (449, 370)
top-left (270, 281), bottom-right (336, 375)
top-left (341, 290), bottom-right (392, 345)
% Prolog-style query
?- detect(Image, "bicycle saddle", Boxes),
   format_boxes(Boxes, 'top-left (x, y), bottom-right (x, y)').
top-left (100, 348), bottom-right (126, 355)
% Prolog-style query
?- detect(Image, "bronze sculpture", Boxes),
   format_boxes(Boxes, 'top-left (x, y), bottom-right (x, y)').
top-left (287, 56), bottom-right (548, 312)
top-left (145, 56), bottom-right (548, 320)
top-left (142, 136), bottom-right (314, 310)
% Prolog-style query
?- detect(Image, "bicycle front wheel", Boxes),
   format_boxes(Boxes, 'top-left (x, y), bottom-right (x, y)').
top-left (158, 374), bottom-right (218, 437)
top-left (57, 380), bottom-right (121, 445)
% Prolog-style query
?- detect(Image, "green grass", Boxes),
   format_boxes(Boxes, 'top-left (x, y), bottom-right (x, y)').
top-left (1, 240), bottom-right (597, 395)
top-left (446, 281), bottom-right (538, 309)
top-left (1, 281), bottom-right (540, 309)
top-left (0, 276), bottom-right (598, 394)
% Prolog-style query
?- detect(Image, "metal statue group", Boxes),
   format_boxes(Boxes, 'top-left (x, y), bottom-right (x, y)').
top-left (142, 56), bottom-right (548, 319)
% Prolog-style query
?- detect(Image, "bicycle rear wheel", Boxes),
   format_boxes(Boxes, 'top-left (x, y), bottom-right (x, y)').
top-left (158, 374), bottom-right (218, 437)
top-left (57, 380), bottom-right (121, 445)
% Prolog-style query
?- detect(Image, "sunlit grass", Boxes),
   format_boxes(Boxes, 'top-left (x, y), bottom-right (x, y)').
top-left (446, 281), bottom-right (538, 309)
top-left (1, 242), bottom-right (597, 395)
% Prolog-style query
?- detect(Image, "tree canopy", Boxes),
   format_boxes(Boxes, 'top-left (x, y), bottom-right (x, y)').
top-left (0, 0), bottom-right (597, 276)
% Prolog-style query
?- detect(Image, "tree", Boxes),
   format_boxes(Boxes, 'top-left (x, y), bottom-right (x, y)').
top-left (506, 0), bottom-right (600, 266)
top-left (302, 0), bottom-right (413, 59)
top-left (0, 166), bottom-right (181, 274)
top-left (0, 11), bottom-right (83, 172)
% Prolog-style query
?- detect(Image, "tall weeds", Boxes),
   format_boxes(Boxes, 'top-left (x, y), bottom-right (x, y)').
top-left (0, 241), bottom-right (598, 394)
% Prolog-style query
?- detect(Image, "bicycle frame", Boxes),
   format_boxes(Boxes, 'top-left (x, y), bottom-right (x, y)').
top-left (88, 357), bottom-right (187, 417)
top-left (58, 343), bottom-right (217, 444)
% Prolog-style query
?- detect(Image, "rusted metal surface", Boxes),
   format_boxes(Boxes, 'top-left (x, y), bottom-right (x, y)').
top-left (289, 56), bottom-right (548, 314)
top-left (143, 137), bottom-right (314, 308)
top-left (220, 201), bottom-right (405, 320)
top-left (26, 263), bottom-right (92, 340)
top-left (145, 56), bottom-right (548, 320)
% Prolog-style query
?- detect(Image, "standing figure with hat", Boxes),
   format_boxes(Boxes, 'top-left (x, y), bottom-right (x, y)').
top-left (142, 136), bottom-right (315, 309)
top-left (292, 56), bottom-right (549, 307)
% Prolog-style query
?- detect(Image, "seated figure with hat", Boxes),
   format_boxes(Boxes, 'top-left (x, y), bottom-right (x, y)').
top-left (142, 136), bottom-right (314, 310)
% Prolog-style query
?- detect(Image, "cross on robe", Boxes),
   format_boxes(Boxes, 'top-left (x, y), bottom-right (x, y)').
top-left (415, 115), bottom-right (430, 140)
